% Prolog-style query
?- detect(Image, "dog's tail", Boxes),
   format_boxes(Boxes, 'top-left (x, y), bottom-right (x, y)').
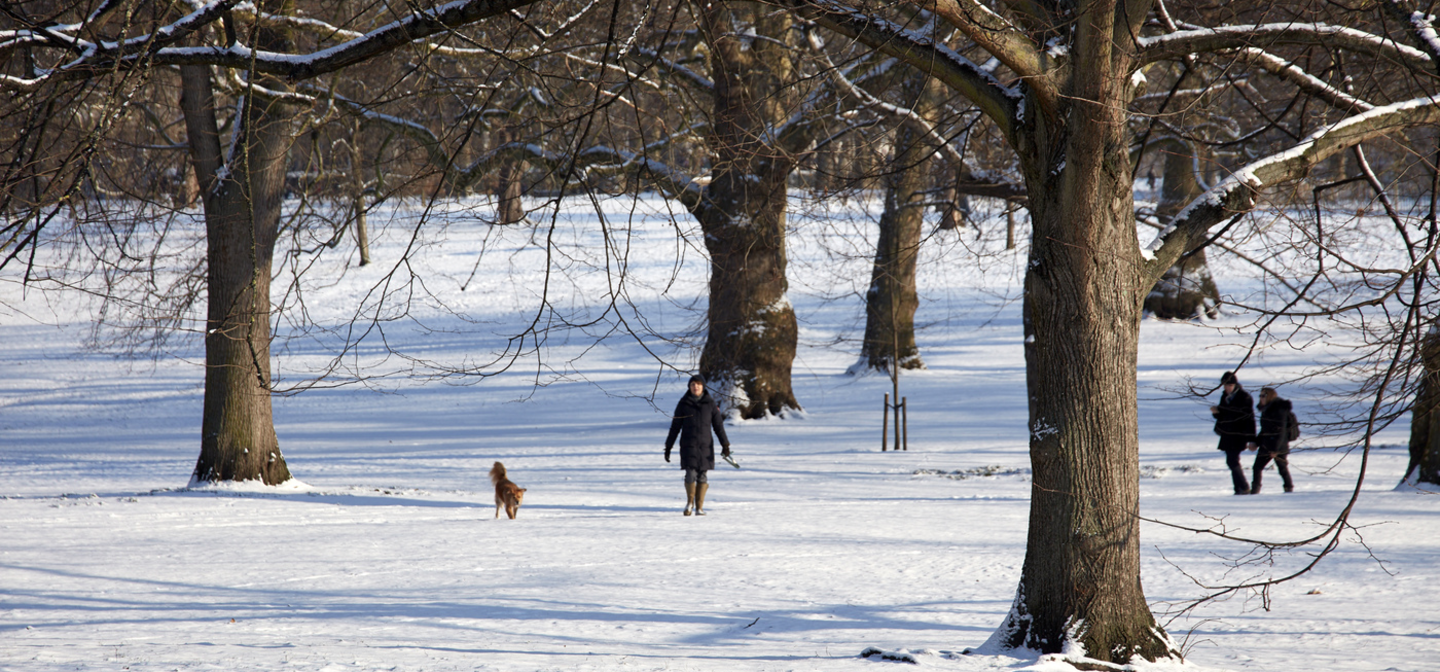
top-left (490, 461), bottom-right (506, 485)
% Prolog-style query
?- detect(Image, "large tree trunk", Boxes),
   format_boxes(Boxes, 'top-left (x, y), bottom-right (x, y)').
top-left (1144, 139), bottom-right (1221, 320)
top-left (1405, 327), bottom-right (1440, 486)
top-left (859, 75), bottom-right (941, 372)
top-left (179, 27), bottom-right (294, 485)
top-left (693, 2), bottom-right (800, 419)
top-left (997, 139), bottom-right (1173, 665)
top-left (986, 7), bottom-right (1174, 663)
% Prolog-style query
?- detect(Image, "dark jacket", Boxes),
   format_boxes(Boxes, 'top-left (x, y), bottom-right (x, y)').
top-left (1255, 397), bottom-right (1294, 455)
top-left (665, 391), bottom-right (730, 470)
top-left (1214, 386), bottom-right (1256, 451)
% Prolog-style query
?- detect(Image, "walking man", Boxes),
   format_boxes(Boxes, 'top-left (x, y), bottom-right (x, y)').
top-left (1211, 371), bottom-right (1256, 495)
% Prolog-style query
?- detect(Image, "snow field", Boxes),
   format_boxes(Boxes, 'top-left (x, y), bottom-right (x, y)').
top-left (2, 194), bottom-right (1437, 671)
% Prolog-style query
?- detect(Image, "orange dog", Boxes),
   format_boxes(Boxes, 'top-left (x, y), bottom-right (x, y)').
top-left (490, 461), bottom-right (527, 519)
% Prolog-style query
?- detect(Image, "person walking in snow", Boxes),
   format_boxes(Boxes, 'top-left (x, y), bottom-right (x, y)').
top-left (1247, 386), bottom-right (1296, 494)
top-left (1211, 370), bottom-right (1256, 495)
top-left (664, 374), bottom-right (731, 516)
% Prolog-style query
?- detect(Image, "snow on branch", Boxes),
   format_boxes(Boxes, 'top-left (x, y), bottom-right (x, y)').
top-left (1142, 93), bottom-right (1440, 285)
top-left (0, 0), bottom-right (244, 90)
top-left (234, 77), bottom-right (514, 193)
top-left (925, 0), bottom-right (1048, 92)
top-left (0, 34), bottom-right (51, 56)
top-left (504, 0), bottom-right (603, 44)
top-left (1138, 23), bottom-right (1432, 72)
top-left (807, 31), bottom-right (965, 166)
top-left (793, 0), bottom-right (1022, 138)
top-left (284, 83), bottom-right (453, 170)
top-left (573, 146), bottom-right (704, 207)
top-left (1, 0), bottom-right (544, 89)
top-left (1137, 40), bottom-right (1375, 117)
top-left (627, 48), bottom-right (714, 92)
top-left (242, 76), bottom-right (704, 206)
top-left (239, 0), bottom-right (602, 62)
top-left (1389, 1), bottom-right (1440, 62)
top-left (768, 57), bottom-right (858, 156)
top-left (1231, 48), bottom-right (1371, 113)
top-left (0, 0), bottom-right (239, 51)
top-left (235, 5), bottom-right (485, 58)
top-left (220, 0), bottom-right (543, 79)
top-left (1133, 77), bottom-right (1253, 108)
top-left (639, 123), bottom-right (708, 159)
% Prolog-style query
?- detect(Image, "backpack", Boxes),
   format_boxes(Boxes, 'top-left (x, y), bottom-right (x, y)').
top-left (1287, 411), bottom-right (1301, 442)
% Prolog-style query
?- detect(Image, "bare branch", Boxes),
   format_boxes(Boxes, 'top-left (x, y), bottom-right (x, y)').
top-left (792, 0), bottom-right (1022, 141)
top-left (1143, 94), bottom-right (1440, 286)
top-left (1, 0), bottom-right (545, 89)
top-left (1138, 23), bottom-right (1432, 72)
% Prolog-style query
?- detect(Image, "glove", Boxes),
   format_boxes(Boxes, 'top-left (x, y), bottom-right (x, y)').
top-left (722, 446), bottom-right (731, 458)
top-left (664, 447), bottom-right (672, 462)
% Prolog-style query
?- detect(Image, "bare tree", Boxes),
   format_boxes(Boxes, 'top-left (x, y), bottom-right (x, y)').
top-left (1141, 138), bottom-right (1221, 319)
top-left (861, 78), bottom-right (937, 373)
top-left (799, 0), bottom-right (1440, 663)
top-left (1, 0), bottom-right (561, 484)
top-left (178, 24), bottom-right (294, 483)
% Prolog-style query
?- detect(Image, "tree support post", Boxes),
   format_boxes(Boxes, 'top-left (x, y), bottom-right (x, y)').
top-left (881, 392), bottom-right (908, 451)
top-left (882, 392), bottom-right (890, 452)
top-left (901, 396), bottom-right (908, 451)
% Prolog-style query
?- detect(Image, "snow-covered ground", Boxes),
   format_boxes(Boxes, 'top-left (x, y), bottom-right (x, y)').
top-left (1, 195), bottom-right (1435, 671)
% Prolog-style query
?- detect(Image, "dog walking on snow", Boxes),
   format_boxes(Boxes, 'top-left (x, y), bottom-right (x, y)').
top-left (490, 461), bottom-right (527, 519)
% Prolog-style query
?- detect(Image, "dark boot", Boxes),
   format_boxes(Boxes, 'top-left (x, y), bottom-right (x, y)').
top-left (684, 483), bottom-right (695, 516)
top-left (694, 483), bottom-right (708, 516)
top-left (1226, 450), bottom-right (1250, 494)
top-left (1276, 455), bottom-right (1294, 492)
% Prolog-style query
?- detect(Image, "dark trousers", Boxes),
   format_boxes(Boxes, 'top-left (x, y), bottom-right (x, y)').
top-left (1223, 448), bottom-right (1250, 493)
top-left (1252, 452), bottom-right (1293, 492)
top-left (683, 468), bottom-right (708, 485)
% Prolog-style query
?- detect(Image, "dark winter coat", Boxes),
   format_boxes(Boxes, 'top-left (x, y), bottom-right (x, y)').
top-left (1255, 397), bottom-right (1294, 456)
top-left (1214, 386), bottom-right (1256, 451)
top-left (665, 391), bottom-right (730, 471)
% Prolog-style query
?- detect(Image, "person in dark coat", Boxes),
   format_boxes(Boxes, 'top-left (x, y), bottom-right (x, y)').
top-left (1248, 386), bottom-right (1295, 494)
top-left (1211, 371), bottom-right (1256, 495)
top-left (664, 374), bottom-right (731, 516)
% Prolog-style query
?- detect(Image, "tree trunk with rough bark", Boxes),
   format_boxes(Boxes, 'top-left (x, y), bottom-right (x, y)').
top-left (1144, 139), bottom-right (1220, 320)
top-left (985, 8), bottom-right (1174, 662)
top-left (805, 0), bottom-right (1440, 661)
top-left (998, 173), bottom-right (1169, 662)
top-left (860, 76), bottom-right (941, 372)
top-left (1405, 327), bottom-right (1440, 486)
top-left (178, 19), bottom-right (294, 485)
top-left (693, 2), bottom-right (801, 418)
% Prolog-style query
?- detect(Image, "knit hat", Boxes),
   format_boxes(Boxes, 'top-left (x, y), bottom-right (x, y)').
top-left (1220, 371), bottom-right (1238, 385)
top-left (688, 374), bottom-right (706, 386)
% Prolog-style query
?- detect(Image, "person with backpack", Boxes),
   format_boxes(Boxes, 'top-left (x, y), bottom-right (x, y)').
top-left (1248, 386), bottom-right (1297, 494)
top-left (1211, 371), bottom-right (1257, 495)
